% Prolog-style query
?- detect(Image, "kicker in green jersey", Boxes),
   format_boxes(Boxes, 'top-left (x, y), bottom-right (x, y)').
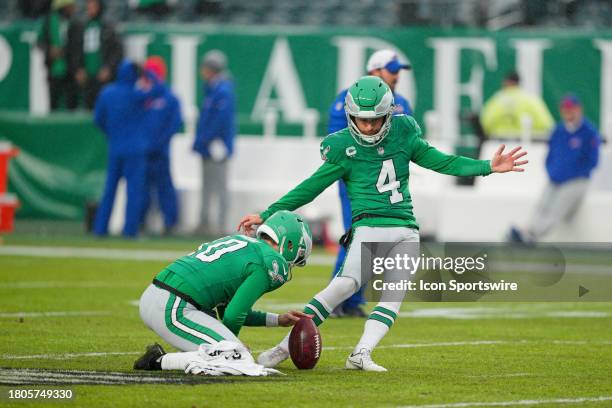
top-left (261, 114), bottom-right (491, 229)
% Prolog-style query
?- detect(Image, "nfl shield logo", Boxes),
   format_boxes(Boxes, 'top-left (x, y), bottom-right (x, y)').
top-left (377, 146), bottom-right (385, 155)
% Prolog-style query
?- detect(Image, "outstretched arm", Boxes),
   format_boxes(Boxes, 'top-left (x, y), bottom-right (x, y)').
top-left (237, 161), bottom-right (344, 234)
top-left (412, 135), bottom-right (527, 176)
top-left (411, 135), bottom-right (491, 176)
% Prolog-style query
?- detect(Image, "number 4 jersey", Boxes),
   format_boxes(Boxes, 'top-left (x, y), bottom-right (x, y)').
top-left (260, 115), bottom-right (492, 229)
top-left (153, 235), bottom-right (290, 335)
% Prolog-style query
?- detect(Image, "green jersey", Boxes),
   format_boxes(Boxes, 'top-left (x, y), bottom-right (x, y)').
top-left (83, 20), bottom-right (102, 76)
top-left (260, 115), bottom-right (491, 229)
top-left (154, 234), bottom-right (289, 335)
top-left (38, 11), bottom-right (68, 77)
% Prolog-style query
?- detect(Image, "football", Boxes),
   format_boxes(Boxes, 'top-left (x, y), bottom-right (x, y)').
top-left (288, 316), bottom-right (322, 369)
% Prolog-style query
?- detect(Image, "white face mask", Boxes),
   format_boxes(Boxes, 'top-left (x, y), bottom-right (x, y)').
top-left (346, 110), bottom-right (394, 147)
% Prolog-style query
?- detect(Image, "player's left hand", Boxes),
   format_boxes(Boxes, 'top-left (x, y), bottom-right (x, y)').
top-left (278, 311), bottom-right (311, 327)
top-left (237, 214), bottom-right (263, 235)
top-left (490, 144), bottom-right (528, 173)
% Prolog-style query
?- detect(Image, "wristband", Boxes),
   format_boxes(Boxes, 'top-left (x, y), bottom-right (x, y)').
top-left (266, 313), bottom-right (279, 327)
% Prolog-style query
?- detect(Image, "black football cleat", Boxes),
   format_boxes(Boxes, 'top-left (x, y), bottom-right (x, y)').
top-left (133, 343), bottom-right (166, 370)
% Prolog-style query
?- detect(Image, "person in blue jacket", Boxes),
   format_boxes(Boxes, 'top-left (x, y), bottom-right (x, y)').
top-left (193, 50), bottom-right (236, 235)
top-left (140, 56), bottom-right (183, 235)
top-left (93, 58), bottom-right (162, 238)
top-left (510, 94), bottom-right (601, 243)
top-left (327, 49), bottom-right (412, 318)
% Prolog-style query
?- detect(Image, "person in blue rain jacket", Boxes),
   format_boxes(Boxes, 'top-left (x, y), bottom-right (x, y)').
top-left (93, 58), bottom-right (162, 238)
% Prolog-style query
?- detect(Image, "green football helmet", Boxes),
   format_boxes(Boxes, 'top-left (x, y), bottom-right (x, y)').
top-left (345, 75), bottom-right (395, 146)
top-left (256, 211), bottom-right (313, 267)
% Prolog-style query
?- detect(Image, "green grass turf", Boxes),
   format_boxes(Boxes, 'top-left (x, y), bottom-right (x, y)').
top-left (1, 242), bottom-right (612, 407)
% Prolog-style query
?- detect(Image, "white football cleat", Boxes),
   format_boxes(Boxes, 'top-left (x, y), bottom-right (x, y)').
top-left (257, 346), bottom-right (289, 368)
top-left (345, 348), bottom-right (387, 372)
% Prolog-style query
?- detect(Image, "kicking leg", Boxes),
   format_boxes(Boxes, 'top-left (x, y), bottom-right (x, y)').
top-left (284, 276), bottom-right (358, 344)
top-left (258, 226), bottom-right (370, 368)
top-left (257, 276), bottom-right (358, 367)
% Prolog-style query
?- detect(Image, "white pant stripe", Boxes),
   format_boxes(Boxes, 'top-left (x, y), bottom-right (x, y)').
top-left (170, 297), bottom-right (217, 344)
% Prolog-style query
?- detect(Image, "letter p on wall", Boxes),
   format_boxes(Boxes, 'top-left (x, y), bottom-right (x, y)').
top-left (0, 35), bottom-right (12, 82)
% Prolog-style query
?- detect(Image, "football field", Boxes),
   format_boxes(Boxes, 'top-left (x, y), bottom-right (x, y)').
top-left (1, 236), bottom-right (612, 407)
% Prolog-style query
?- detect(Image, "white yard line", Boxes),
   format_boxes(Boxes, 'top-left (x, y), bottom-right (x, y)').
top-left (321, 340), bottom-right (509, 352)
top-left (0, 352), bottom-right (140, 360)
top-left (250, 304), bottom-right (610, 319)
top-left (0, 245), bottom-right (336, 266)
top-left (0, 246), bottom-right (186, 261)
top-left (1, 341), bottom-right (508, 360)
top-left (0, 311), bottom-right (110, 318)
top-left (0, 370), bottom-right (173, 383)
top-left (396, 396), bottom-right (612, 408)
top-left (0, 375), bottom-right (120, 385)
top-left (398, 308), bottom-right (610, 319)
top-left (254, 339), bottom-right (612, 353)
top-left (466, 373), bottom-right (531, 378)
top-left (4, 339), bottom-right (612, 360)
top-left (0, 281), bottom-right (139, 289)
top-left (0, 369), bottom-right (197, 385)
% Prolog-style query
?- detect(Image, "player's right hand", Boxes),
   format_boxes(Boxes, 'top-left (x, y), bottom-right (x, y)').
top-left (237, 214), bottom-right (263, 235)
top-left (278, 311), bottom-right (311, 327)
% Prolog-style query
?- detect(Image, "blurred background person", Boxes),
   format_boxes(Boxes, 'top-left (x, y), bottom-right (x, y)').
top-left (93, 59), bottom-right (162, 238)
top-left (481, 71), bottom-right (554, 141)
top-left (510, 94), bottom-right (601, 243)
top-left (128, 0), bottom-right (175, 19)
top-left (37, 0), bottom-right (81, 110)
top-left (327, 49), bottom-right (412, 318)
top-left (140, 56), bottom-right (183, 236)
top-left (193, 50), bottom-right (236, 236)
top-left (74, 0), bottom-right (123, 110)
top-left (18, 0), bottom-right (51, 19)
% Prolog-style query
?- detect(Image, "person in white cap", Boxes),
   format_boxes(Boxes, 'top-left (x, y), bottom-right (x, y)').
top-left (326, 49), bottom-right (412, 318)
